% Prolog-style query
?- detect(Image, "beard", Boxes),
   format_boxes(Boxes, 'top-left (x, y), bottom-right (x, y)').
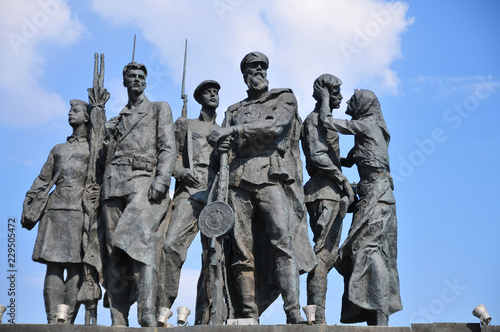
top-left (245, 73), bottom-right (269, 92)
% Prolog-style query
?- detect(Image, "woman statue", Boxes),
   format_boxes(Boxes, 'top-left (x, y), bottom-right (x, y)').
top-left (317, 87), bottom-right (402, 326)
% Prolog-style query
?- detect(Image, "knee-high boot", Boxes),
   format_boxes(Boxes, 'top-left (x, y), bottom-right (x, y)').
top-left (306, 265), bottom-right (328, 324)
top-left (235, 271), bottom-right (258, 319)
top-left (64, 289), bottom-right (79, 324)
top-left (275, 263), bottom-right (305, 324)
top-left (44, 286), bottom-right (63, 324)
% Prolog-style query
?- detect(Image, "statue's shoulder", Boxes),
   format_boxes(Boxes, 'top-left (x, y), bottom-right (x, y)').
top-left (227, 101), bottom-right (242, 113)
top-left (304, 111), bottom-right (317, 123)
top-left (140, 96), bottom-right (169, 112)
top-left (267, 88), bottom-right (297, 106)
top-left (174, 117), bottom-right (190, 134)
top-left (269, 88), bottom-right (294, 96)
top-left (52, 142), bottom-right (66, 153)
top-left (150, 99), bottom-right (171, 111)
top-left (174, 116), bottom-right (190, 125)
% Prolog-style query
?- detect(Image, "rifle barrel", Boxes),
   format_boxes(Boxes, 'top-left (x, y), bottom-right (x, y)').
top-left (181, 39), bottom-right (188, 117)
top-left (99, 53), bottom-right (105, 88)
top-left (93, 53), bottom-right (98, 89)
top-left (132, 34), bottom-right (136, 62)
top-left (181, 39), bottom-right (187, 97)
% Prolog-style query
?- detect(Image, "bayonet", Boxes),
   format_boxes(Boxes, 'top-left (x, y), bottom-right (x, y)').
top-left (132, 34), bottom-right (136, 62)
top-left (181, 39), bottom-right (188, 117)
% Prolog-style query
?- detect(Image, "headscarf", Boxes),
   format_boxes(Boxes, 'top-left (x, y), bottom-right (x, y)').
top-left (349, 89), bottom-right (391, 172)
top-left (350, 89), bottom-right (390, 144)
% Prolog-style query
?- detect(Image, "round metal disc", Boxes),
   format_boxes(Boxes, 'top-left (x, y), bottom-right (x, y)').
top-left (198, 201), bottom-right (234, 238)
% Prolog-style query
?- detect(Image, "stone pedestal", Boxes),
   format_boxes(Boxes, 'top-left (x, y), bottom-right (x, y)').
top-left (412, 323), bottom-right (500, 332)
top-left (0, 323), bottom-right (498, 332)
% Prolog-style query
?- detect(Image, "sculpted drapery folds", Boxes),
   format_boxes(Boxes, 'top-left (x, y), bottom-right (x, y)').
top-left (20, 46), bottom-right (405, 328)
top-left (211, 52), bottom-right (316, 324)
top-left (302, 74), bottom-right (354, 325)
top-left (156, 80), bottom-right (221, 325)
top-left (100, 61), bottom-right (176, 327)
top-left (320, 89), bottom-right (402, 326)
top-left (22, 100), bottom-right (99, 325)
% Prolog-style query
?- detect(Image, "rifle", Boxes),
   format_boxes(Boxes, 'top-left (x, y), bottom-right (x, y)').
top-left (87, 52), bottom-right (107, 186)
top-left (198, 151), bottom-right (234, 324)
top-left (79, 53), bottom-right (109, 325)
top-left (181, 39), bottom-right (188, 117)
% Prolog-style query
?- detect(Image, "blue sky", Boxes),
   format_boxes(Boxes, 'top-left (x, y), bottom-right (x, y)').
top-left (0, 0), bottom-right (499, 327)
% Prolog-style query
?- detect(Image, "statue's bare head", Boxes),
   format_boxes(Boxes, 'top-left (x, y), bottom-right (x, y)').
top-left (123, 62), bottom-right (147, 95)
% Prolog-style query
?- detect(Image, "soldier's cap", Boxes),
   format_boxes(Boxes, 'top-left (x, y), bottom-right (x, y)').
top-left (194, 80), bottom-right (221, 104)
top-left (122, 61), bottom-right (147, 77)
top-left (240, 52), bottom-right (269, 73)
top-left (70, 99), bottom-right (91, 114)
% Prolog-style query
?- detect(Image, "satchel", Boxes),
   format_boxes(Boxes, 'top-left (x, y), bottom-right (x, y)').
top-left (21, 192), bottom-right (50, 230)
top-left (21, 153), bottom-right (69, 230)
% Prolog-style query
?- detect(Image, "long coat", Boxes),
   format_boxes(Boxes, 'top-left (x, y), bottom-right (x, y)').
top-left (222, 88), bottom-right (316, 316)
top-left (324, 89), bottom-right (402, 322)
top-left (101, 96), bottom-right (176, 269)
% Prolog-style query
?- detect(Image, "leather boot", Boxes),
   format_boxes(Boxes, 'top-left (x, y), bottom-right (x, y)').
top-left (44, 286), bottom-right (63, 324)
top-left (64, 290), bottom-right (79, 324)
top-left (306, 266), bottom-right (328, 324)
top-left (275, 263), bottom-right (305, 324)
top-left (235, 272), bottom-right (258, 319)
top-left (137, 264), bottom-right (158, 327)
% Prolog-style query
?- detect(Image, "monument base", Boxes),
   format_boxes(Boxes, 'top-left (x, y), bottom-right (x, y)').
top-left (1, 323), bottom-right (500, 332)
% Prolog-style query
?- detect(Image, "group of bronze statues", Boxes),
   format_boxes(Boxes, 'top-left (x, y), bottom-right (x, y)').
top-left (21, 51), bottom-right (402, 327)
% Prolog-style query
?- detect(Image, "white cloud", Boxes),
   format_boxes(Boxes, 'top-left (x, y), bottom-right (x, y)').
top-left (411, 75), bottom-right (500, 100)
top-left (0, 0), bottom-right (86, 127)
top-left (90, 0), bottom-right (413, 120)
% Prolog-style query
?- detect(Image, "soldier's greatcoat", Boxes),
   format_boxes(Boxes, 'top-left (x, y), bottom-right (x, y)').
top-left (223, 88), bottom-right (316, 316)
top-left (102, 96), bottom-right (176, 269)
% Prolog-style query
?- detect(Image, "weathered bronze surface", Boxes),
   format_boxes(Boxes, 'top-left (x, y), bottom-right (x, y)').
top-left (21, 49), bottom-right (402, 328)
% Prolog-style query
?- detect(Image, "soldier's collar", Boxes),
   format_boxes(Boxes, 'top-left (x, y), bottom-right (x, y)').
top-left (123, 93), bottom-right (146, 113)
top-left (246, 87), bottom-right (269, 100)
top-left (198, 109), bottom-right (217, 123)
top-left (67, 135), bottom-right (87, 143)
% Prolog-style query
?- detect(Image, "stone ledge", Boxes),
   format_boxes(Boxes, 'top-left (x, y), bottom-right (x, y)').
top-left (1, 323), bottom-right (499, 332)
top-left (411, 323), bottom-right (500, 332)
top-left (0, 324), bottom-right (411, 332)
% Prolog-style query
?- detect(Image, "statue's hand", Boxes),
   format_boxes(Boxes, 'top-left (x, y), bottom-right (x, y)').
top-left (88, 87), bottom-right (110, 108)
top-left (179, 169), bottom-right (201, 187)
top-left (148, 180), bottom-right (167, 201)
top-left (105, 117), bottom-right (119, 137)
top-left (23, 196), bottom-right (32, 211)
top-left (313, 82), bottom-right (330, 103)
top-left (209, 127), bottom-right (235, 143)
top-left (218, 136), bottom-right (233, 153)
